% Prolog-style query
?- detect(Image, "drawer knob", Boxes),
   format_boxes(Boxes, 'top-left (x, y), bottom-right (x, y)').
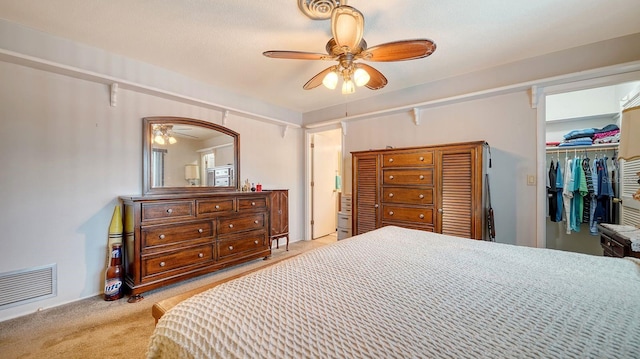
top-left (166, 208), bottom-right (173, 214)
top-left (389, 158), bottom-right (394, 162)
top-left (254, 220), bottom-right (259, 224)
top-left (215, 205), bottom-right (220, 209)
top-left (159, 234), bottom-right (165, 239)
top-left (229, 224), bottom-right (234, 228)
top-left (419, 156), bottom-right (424, 161)
top-left (228, 245), bottom-right (234, 251)
top-left (254, 240), bottom-right (259, 245)
top-left (251, 202), bottom-right (256, 206)
top-left (419, 175), bottom-right (424, 180)
top-left (419, 214), bottom-right (425, 219)
top-left (374, 204), bottom-right (379, 208)
top-left (438, 208), bottom-right (443, 213)
top-left (389, 211), bottom-right (394, 216)
top-left (198, 228), bottom-right (203, 233)
top-left (419, 194), bottom-right (424, 199)
top-left (389, 175), bottom-right (394, 180)
top-left (159, 261), bottom-right (165, 267)
top-left (388, 193), bottom-right (394, 198)
top-left (198, 253), bottom-right (204, 258)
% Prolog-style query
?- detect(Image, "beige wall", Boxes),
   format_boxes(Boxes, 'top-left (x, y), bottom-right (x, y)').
top-left (0, 61), bottom-right (304, 321)
top-left (342, 92), bottom-right (538, 248)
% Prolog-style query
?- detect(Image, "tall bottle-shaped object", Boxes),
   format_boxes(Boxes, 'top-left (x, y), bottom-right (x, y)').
top-left (104, 243), bottom-right (123, 300)
top-left (104, 205), bottom-right (124, 301)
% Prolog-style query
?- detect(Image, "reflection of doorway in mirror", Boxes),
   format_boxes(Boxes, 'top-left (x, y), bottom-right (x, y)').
top-left (202, 152), bottom-right (215, 186)
top-left (152, 148), bottom-right (167, 187)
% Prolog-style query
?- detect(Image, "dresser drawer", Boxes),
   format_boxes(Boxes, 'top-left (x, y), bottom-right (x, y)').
top-left (382, 169), bottom-right (434, 186)
top-left (142, 201), bottom-right (194, 222)
top-left (382, 150), bottom-right (434, 167)
top-left (142, 221), bottom-right (213, 248)
top-left (382, 187), bottom-right (434, 205)
top-left (382, 205), bottom-right (434, 225)
top-left (238, 197), bottom-right (268, 211)
top-left (217, 213), bottom-right (266, 235)
top-left (143, 244), bottom-right (213, 277)
top-left (600, 233), bottom-right (626, 258)
top-left (337, 212), bottom-right (352, 229)
top-left (337, 227), bottom-right (352, 240)
top-left (197, 198), bottom-right (235, 215)
top-left (218, 230), bottom-right (268, 260)
top-left (214, 168), bottom-right (231, 176)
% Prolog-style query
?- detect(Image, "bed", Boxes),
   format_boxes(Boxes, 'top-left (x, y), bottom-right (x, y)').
top-left (147, 226), bottom-right (640, 358)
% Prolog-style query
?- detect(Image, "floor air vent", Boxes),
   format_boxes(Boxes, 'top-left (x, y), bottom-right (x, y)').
top-left (0, 264), bottom-right (57, 309)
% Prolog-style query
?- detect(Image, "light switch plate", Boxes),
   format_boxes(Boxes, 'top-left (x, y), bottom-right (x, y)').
top-left (527, 175), bottom-right (536, 186)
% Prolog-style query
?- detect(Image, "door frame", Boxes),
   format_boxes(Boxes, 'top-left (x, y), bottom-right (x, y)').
top-left (304, 124), bottom-right (344, 240)
top-left (535, 68), bottom-right (640, 248)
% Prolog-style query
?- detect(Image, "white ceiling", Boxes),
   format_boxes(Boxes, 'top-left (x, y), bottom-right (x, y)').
top-left (1, 0), bottom-right (639, 114)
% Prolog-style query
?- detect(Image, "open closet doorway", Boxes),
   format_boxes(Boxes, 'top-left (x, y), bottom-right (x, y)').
top-left (308, 128), bottom-right (342, 239)
top-left (543, 79), bottom-right (640, 255)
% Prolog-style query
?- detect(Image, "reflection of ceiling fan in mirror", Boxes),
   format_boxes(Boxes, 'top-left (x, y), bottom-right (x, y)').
top-left (263, 5), bottom-right (436, 94)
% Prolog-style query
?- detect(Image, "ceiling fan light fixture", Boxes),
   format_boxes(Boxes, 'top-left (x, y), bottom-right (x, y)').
top-left (331, 6), bottom-right (364, 52)
top-left (322, 71), bottom-right (339, 89)
top-left (154, 135), bottom-right (165, 145)
top-left (342, 79), bottom-right (355, 94)
top-left (168, 136), bottom-right (177, 145)
top-left (353, 67), bottom-right (370, 87)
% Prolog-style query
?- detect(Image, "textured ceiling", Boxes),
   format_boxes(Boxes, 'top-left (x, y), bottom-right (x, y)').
top-left (1, 0), bottom-right (639, 114)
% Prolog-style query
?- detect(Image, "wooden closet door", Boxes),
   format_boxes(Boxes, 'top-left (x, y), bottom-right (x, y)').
top-left (437, 145), bottom-right (484, 239)
top-left (353, 153), bottom-right (380, 235)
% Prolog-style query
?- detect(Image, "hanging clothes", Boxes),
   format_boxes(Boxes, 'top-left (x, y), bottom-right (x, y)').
top-left (595, 157), bottom-right (613, 223)
top-left (581, 157), bottom-right (594, 224)
top-left (589, 157), bottom-right (600, 234)
top-left (548, 160), bottom-right (558, 221)
top-left (570, 157), bottom-right (587, 233)
top-left (562, 157), bottom-right (574, 234)
top-left (555, 160), bottom-right (564, 222)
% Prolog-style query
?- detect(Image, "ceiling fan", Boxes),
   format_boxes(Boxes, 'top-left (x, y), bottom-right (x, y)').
top-left (263, 5), bottom-right (436, 94)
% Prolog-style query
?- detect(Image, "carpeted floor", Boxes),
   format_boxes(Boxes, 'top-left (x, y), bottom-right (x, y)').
top-left (0, 235), bottom-right (336, 358)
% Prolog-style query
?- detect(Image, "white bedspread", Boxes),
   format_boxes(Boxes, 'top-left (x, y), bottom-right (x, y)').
top-left (147, 226), bottom-right (640, 358)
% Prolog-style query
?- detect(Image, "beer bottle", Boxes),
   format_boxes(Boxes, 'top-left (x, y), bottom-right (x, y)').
top-left (104, 243), bottom-right (123, 301)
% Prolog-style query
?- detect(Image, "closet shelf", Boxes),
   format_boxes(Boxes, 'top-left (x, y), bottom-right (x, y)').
top-left (545, 143), bottom-right (618, 152)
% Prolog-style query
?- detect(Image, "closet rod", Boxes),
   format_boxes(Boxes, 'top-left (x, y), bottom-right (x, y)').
top-left (545, 144), bottom-right (618, 153)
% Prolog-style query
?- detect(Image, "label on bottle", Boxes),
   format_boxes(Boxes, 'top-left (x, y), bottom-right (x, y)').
top-left (111, 248), bottom-right (121, 258)
top-left (104, 278), bottom-right (122, 296)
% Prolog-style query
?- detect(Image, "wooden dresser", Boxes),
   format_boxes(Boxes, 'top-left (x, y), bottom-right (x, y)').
top-left (598, 223), bottom-right (640, 259)
top-left (352, 141), bottom-right (486, 239)
top-left (120, 192), bottom-right (271, 301)
top-left (268, 189), bottom-right (289, 250)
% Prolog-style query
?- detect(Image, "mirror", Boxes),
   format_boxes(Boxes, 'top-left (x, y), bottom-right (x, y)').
top-left (143, 117), bottom-right (240, 195)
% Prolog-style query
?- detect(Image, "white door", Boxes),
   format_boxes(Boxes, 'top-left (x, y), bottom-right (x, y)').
top-left (311, 129), bottom-right (341, 239)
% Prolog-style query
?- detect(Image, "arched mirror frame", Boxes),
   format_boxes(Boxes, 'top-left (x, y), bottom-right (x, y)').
top-left (142, 116), bottom-right (240, 195)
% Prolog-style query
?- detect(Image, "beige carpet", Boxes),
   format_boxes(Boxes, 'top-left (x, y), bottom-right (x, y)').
top-left (0, 235), bottom-right (336, 358)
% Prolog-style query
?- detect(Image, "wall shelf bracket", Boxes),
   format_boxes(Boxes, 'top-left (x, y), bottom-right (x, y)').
top-left (529, 85), bottom-right (540, 109)
top-left (412, 107), bottom-right (420, 125)
top-left (110, 83), bottom-right (118, 107)
top-left (341, 121), bottom-right (347, 136)
top-left (222, 110), bottom-right (230, 126)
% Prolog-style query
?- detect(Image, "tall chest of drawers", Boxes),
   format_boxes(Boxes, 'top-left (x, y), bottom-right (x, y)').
top-left (352, 141), bottom-right (486, 240)
top-left (120, 192), bottom-right (271, 301)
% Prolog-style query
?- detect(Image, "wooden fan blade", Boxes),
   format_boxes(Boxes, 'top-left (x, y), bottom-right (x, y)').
top-left (357, 63), bottom-right (388, 90)
top-left (331, 6), bottom-right (364, 52)
top-left (304, 66), bottom-right (337, 90)
top-left (361, 39), bottom-right (436, 62)
top-left (263, 51), bottom-right (334, 61)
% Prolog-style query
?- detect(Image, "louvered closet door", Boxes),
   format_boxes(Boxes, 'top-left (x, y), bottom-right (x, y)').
top-left (438, 147), bottom-right (483, 239)
top-left (621, 159), bottom-right (640, 226)
top-left (353, 153), bottom-right (379, 235)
